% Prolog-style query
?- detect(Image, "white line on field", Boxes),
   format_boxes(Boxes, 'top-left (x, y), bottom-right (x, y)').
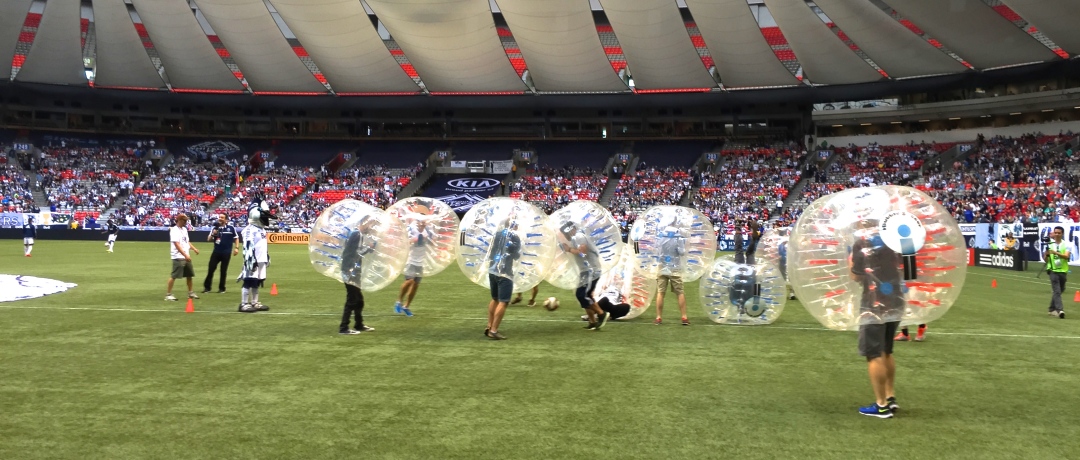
top-left (1, 304), bottom-right (1078, 340)
top-left (967, 271), bottom-right (1046, 285)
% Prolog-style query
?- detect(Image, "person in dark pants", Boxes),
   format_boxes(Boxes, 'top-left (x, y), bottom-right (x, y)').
top-left (340, 216), bottom-right (378, 335)
top-left (745, 220), bottom-right (762, 265)
top-left (203, 215), bottom-right (239, 293)
top-left (1044, 225), bottom-right (1069, 319)
top-left (733, 224), bottom-right (745, 264)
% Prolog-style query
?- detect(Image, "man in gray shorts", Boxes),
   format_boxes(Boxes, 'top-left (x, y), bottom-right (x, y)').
top-left (166, 214), bottom-right (200, 302)
top-left (850, 218), bottom-right (904, 419)
top-left (395, 219), bottom-right (431, 317)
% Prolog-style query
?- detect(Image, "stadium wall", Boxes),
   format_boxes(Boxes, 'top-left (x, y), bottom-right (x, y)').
top-left (0, 229), bottom-right (214, 243)
top-left (820, 120), bottom-right (1080, 147)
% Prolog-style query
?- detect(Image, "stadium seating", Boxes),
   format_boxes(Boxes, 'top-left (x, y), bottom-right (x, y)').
top-left (510, 165), bottom-right (607, 213)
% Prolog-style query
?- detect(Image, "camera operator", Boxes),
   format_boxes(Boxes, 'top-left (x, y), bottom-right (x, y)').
top-left (1043, 226), bottom-right (1069, 319)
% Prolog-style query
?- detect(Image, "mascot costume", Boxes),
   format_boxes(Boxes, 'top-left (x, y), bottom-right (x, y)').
top-left (238, 197), bottom-right (275, 313)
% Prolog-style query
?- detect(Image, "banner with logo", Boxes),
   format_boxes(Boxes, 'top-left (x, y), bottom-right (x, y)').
top-left (1037, 223), bottom-right (1080, 266)
top-left (267, 233), bottom-right (309, 244)
top-left (0, 212), bottom-right (72, 228)
top-left (1022, 222), bottom-right (1040, 261)
top-left (490, 160), bottom-right (513, 174)
top-left (973, 248), bottom-right (1024, 271)
top-left (421, 175), bottom-right (502, 213)
top-left (450, 161), bottom-right (466, 168)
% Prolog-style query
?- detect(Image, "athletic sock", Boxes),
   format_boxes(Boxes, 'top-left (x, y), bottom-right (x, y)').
top-left (251, 286), bottom-right (259, 304)
top-left (241, 288), bottom-right (249, 304)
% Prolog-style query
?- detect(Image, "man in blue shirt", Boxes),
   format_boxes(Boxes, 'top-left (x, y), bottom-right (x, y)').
top-left (22, 216), bottom-right (36, 257)
top-left (202, 215), bottom-right (239, 293)
top-left (485, 218), bottom-right (522, 340)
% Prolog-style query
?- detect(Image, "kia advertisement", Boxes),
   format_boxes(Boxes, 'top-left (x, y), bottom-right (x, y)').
top-left (421, 175), bottom-right (503, 213)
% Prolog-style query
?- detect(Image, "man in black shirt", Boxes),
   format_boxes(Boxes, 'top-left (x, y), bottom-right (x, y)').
top-left (850, 218), bottom-right (905, 419)
top-left (103, 219), bottom-right (120, 253)
top-left (203, 215), bottom-right (239, 293)
top-left (339, 216), bottom-right (378, 335)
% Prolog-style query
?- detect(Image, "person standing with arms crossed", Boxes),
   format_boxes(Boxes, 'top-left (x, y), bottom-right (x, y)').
top-left (1045, 226), bottom-right (1069, 319)
top-left (485, 218), bottom-right (522, 340)
top-left (203, 215), bottom-right (239, 294)
top-left (166, 214), bottom-right (200, 301)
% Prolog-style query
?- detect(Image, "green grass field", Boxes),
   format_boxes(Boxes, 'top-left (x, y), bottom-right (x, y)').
top-left (1, 240), bottom-right (1078, 459)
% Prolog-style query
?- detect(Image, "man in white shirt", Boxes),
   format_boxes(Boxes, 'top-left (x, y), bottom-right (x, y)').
top-left (166, 214), bottom-right (200, 301)
top-left (394, 218), bottom-right (431, 317)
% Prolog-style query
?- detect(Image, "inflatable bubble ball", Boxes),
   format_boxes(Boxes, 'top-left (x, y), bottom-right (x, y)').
top-left (700, 256), bottom-right (786, 325)
top-left (788, 185), bottom-right (967, 331)
top-left (631, 205), bottom-right (717, 282)
top-left (593, 248), bottom-right (658, 320)
top-left (309, 199), bottom-right (409, 291)
top-left (546, 200), bottom-right (624, 290)
top-left (387, 197), bottom-right (461, 278)
top-left (759, 227), bottom-right (792, 282)
top-left (455, 197), bottom-right (557, 291)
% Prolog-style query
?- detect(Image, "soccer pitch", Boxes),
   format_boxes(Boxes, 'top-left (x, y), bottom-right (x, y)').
top-left (1, 241), bottom-right (1077, 460)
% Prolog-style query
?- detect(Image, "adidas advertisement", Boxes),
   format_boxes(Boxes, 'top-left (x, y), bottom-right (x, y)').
top-left (0, 275), bottom-right (77, 302)
top-left (973, 249), bottom-right (1024, 271)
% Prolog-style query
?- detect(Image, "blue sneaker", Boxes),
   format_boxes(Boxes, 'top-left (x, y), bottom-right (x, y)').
top-left (394, 302), bottom-right (404, 314)
top-left (402, 307), bottom-right (414, 317)
top-left (858, 403), bottom-right (893, 419)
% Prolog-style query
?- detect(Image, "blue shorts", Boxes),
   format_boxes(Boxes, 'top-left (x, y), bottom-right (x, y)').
top-left (489, 274), bottom-right (514, 303)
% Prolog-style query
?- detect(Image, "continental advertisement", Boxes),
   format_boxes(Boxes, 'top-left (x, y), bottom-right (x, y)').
top-left (268, 232), bottom-right (309, 244)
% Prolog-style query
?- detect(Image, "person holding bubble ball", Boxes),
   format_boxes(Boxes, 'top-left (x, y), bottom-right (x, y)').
top-left (339, 217), bottom-right (379, 335)
top-left (485, 219), bottom-right (522, 340)
top-left (850, 218), bottom-right (905, 419)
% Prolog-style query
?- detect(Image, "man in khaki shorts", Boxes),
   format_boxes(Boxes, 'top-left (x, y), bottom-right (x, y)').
top-left (166, 214), bottom-right (200, 301)
top-left (654, 222), bottom-right (689, 326)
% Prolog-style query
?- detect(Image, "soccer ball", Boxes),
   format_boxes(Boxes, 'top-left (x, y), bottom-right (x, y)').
top-left (543, 297), bottom-right (559, 311)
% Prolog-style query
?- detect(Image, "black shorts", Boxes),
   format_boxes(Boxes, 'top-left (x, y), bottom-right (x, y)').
top-left (489, 274), bottom-right (513, 303)
top-left (858, 321), bottom-right (900, 359)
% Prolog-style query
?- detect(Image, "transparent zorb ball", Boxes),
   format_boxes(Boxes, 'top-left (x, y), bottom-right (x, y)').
top-left (592, 248), bottom-right (657, 320)
top-left (309, 199), bottom-right (409, 291)
top-left (759, 227), bottom-right (791, 282)
top-left (456, 197), bottom-right (556, 291)
top-left (632, 205), bottom-right (717, 282)
top-left (788, 186), bottom-right (967, 331)
top-left (387, 197), bottom-right (461, 278)
top-left (546, 201), bottom-right (624, 290)
top-left (699, 256), bottom-right (786, 325)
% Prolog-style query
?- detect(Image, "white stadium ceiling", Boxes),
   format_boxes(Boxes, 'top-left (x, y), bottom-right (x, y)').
top-left (0, 0), bottom-right (1074, 95)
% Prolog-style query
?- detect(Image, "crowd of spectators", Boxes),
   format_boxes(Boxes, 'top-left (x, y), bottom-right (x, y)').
top-left (31, 146), bottom-right (142, 213)
top-left (279, 164), bottom-right (422, 228)
top-left (919, 132), bottom-right (1078, 224)
top-left (608, 166), bottom-right (693, 231)
top-left (1, 158), bottom-right (35, 212)
top-left (693, 148), bottom-right (801, 229)
top-left (510, 165), bottom-right (607, 213)
top-left (112, 156), bottom-right (230, 227)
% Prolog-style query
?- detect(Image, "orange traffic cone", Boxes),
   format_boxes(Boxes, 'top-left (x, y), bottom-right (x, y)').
top-left (270, 283), bottom-right (278, 296)
top-left (185, 298), bottom-right (194, 313)
top-left (991, 279), bottom-right (997, 288)
top-left (1073, 291), bottom-right (1079, 302)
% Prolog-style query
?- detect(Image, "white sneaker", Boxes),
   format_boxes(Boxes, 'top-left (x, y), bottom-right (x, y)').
top-left (188, 293), bottom-right (200, 299)
top-left (107, 249), bottom-right (113, 253)
top-left (357, 325), bottom-right (375, 332)
top-left (340, 329), bottom-right (362, 335)
top-left (165, 294), bottom-right (177, 301)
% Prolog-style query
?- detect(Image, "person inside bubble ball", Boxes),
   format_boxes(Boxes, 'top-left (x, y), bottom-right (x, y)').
top-left (849, 217), bottom-right (905, 419)
top-left (394, 218), bottom-right (432, 317)
top-left (655, 218), bottom-right (689, 326)
top-left (745, 220), bottom-right (762, 265)
top-left (339, 216), bottom-right (379, 335)
top-left (485, 217), bottom-right (522, 340)
top-left (558, 222), bottom-right (610, 331)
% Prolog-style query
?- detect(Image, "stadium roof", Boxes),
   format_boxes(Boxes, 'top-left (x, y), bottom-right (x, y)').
top-left (0, 0), bottom-right (1076, 96)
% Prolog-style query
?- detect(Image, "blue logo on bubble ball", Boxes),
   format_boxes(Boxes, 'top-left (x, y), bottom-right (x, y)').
top-left (897, 224), bottom-right (916, 255)
top-left (879, 282), bottom-right (893, 295)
